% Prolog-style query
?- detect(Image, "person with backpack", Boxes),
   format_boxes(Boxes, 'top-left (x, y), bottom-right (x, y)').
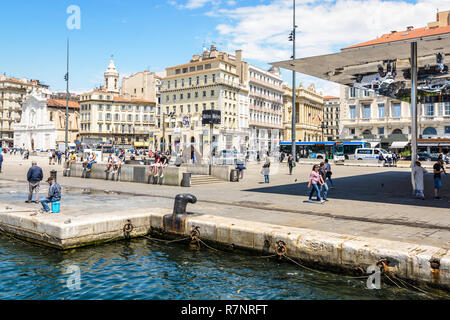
top-left (324, 159), bottom-right (334, 188)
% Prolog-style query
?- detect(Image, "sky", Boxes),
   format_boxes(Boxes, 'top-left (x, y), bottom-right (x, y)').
top-left (0, 0), bottom-right (448, 96)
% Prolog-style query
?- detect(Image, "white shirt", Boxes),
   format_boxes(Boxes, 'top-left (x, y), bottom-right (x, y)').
top-left (413, 166), bottom-right (428, 190)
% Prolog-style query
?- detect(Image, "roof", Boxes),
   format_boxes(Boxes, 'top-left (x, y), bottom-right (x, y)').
top-left (323, 95), bottom-right (339, 100)
top-left (47, 99), bottom-right (80, 109)
top-left (344, 25), bottom-right (450, 50)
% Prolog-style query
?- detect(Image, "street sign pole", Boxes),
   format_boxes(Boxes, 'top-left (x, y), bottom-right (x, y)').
top-left (410, 41), bottom-right (418, 195)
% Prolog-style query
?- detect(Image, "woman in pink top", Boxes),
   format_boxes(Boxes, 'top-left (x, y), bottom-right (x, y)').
top-left (307, 164), bottom-right (325, 204)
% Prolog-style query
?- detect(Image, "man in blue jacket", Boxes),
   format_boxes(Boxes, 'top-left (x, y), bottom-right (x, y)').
top-left (26, 161), bottom-right (43, 203)
top-left (40, 176), bottom-right (61, 213)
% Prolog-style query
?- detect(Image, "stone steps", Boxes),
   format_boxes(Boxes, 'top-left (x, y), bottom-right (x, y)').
top-left (190, 175), bottom-right (224, 186)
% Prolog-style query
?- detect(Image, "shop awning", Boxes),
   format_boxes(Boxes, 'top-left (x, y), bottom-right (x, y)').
top-left (369, 141), bottom-right (380, 148)
top-left (391, 141), bottom-right (409, 149)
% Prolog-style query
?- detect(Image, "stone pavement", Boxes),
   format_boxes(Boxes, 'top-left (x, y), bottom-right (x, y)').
top-left (0, 154), bottom-right (449, 249)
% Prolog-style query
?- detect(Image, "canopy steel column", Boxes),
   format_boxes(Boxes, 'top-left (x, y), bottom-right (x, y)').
top-left (410, 41), bottom-right (418, 194)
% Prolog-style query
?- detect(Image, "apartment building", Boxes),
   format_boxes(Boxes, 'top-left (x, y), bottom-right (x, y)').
top-left (79, 59), bottom-right (157, 149)
top-left (247, 65), bottom-right (284, 153)
top-left (323, 96), bottom-right (340, 141)
top-left (160, 45), bottom-right (242, 155)
top-left (283, 83), bottom-right (324, 142)
top-left (0, 74), bottom-right (49, 147)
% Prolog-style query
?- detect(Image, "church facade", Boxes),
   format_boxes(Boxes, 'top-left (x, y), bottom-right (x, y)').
top-left (14, 88), bottom-right (80, 150)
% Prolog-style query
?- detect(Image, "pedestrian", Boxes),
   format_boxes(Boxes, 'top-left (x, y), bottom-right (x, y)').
top-left (40, 177), bottom-right (61, 213)
top-left (318, 162), bottom-right (329, 201)
top-left (26, 161), bottom-right (43, 204)
top-left (0, 152), bottom-right (3, 173)
top-left (257, 151), bottom-right (261, 162)
top-left (236, 159), bottom-right (246, 180)
top-left (86, 151), bottom-right (97, 171)
top-left (288, 154), bottom-right (295, 175)
top-left (57, 151), bottom-right (62, 165)
top-left (386, 153), bottom-right (392, 167)
top-left (261, 157), bottom-right (271, 183)
top-left (48, 150), bottom-right (53, 165)
top-left (324, 159), bottom-right (334, 188)
top-left (307, 164), bottom-right (325, 204)
top-left (413, 161), bottom-right (427, 200)
top-left (433, 159), bottom-right (446, 200)
top-left (280, 152), bottom-right (285, 163)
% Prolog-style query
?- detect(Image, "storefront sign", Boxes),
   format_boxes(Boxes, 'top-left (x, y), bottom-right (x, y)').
top-left (202, 110), bottom-right (221, 125)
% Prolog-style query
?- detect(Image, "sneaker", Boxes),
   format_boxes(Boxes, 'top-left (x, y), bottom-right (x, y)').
top-left (25, 200), bottom-right (32, 203)
top-left (320, 200), bottom-right (325, 204)
top-left (160, 174), bottom-right (164, 178)
top-left (308, 199), bottom-right (314, 203)
top-left (33, 200), bottom-right (40, 204)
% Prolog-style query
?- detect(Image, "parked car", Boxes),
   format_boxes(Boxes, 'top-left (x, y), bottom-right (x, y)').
top-left (354, 148), bottom-right (389, 161)
top-left (403, 153), bottom-right (432, 161)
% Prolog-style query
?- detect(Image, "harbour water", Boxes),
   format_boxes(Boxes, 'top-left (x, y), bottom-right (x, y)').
top-left (0, 234), bottom-right (443, 300)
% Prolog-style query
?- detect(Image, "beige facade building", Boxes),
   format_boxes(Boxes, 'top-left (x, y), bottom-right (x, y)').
top-left (323, 96), bottom-right (340, 141)
top-left (79, 59), bottom-right (157, 148)
top-left (283, 84), bottom-right (324, 142)
top-left (160, 46), bottom-right (243, 156)
top-left (0, 74), bottom-right (49, 147)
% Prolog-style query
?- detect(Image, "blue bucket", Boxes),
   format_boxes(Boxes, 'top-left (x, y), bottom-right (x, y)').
top-left (51, 201), bottom-right (61, 213)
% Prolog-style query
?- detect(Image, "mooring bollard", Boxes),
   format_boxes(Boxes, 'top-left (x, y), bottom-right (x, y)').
top-left (173, 194), bottom-right (197, 216)
top-left (50, 170), bottom-right (57, 183)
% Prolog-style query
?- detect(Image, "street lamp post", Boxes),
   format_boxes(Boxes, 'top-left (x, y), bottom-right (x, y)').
top-left (64, 39), bottom-right (70, 156)
top-left (289, 0), bottom-right (298, 162)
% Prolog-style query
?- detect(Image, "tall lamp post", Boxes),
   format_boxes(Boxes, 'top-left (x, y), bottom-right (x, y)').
top-left (289, 0), bottom-right (298, 161)
top-left (64, 39), bottom-right (70, 156)
top-left (162, 112), bottom-right (176, 153)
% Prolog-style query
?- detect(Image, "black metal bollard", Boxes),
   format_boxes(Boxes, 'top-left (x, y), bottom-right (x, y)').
top-left (173, 194), bottom-right (197, 216)
top-left (50, 170), bottom-right (57, 183)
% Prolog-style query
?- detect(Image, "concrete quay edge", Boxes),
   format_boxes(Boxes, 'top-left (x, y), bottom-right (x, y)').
top-left (0, 203), bottom-right (448, 289)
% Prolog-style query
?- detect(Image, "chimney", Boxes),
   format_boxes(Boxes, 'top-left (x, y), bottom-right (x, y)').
top-left (390, 30), bottom-right (397, 34)
top-left (235, 49), bottom-right (242, 63)
top-left (406, 26), bottom-right (414, 31)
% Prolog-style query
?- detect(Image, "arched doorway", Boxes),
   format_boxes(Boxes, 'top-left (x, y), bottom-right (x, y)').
top-left (392, 129), bottom-right (403, 134)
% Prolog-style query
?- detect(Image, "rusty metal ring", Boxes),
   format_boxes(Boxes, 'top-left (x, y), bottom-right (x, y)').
top-left (123, 220), bottom-right (134, 234)
top-left (191, 226), bottom-right (200, 242)
top-left (276, 240), bottom-right (287, 257)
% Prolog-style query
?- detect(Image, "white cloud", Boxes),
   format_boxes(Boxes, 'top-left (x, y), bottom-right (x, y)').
top-left (170, 0), bottom-right (221, 9)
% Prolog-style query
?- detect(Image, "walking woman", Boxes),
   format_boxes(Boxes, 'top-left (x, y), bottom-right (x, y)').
top-left (262, 157), bottom-right (271, 183)
top-left (307, 164), bottom-right (325, 204)
top-left (288, 154), bottom-right (295, 175)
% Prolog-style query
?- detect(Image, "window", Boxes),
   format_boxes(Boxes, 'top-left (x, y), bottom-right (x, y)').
top-left (349, 88), bottom-right (356, 98)
top-left (423, 127), bottom-right (437, 136)
top-left (350, 128), bottom-right (355, 135)
top-left (211, 90), bottom-right (215, 97)
top-left (180, 106), bottom-right (183, 113)
top-left (187, 105), bottom-right (191, 113)
top-left (174, 80), bottom-right (177, 88)
top-left (196, 77), bottom-right (199, 85)
top-left (212, 74), bottom-right (216, 83)
top-left (426, 103), bottom-right (434, 116)
top-left (204, 75), bottom-right (208, 84)
top-left (203, 103), bottom-right (206, 111)
top-left (445, 126), bottom-right (450, 135)
top-left (181, 79), bottom-right (185, 87)
top-left (189, 78), bottom-right (192, 86)
top-left (378, 127), bottom-right (385, 135)
top-left (180, 93), bottom-right (183, 100)
top-left (205, 64), bottom-right (211, 70)
top-left (363, 105), bottom-right (371, 119)
top-left (98, 113), bottom-right (103, 120)
top-left (445, 102), bottom-right (450, 116)
top-left (195, 104), bottom-right (199, 112)
top-left (175, 69), bottom-right (181, 74)
top-left (393, 103), bottom-right (401, 118)
top-left (203, 91), bottom-right (206, 97)
top-left (187, 93), bottom-right (191, 99)
top-left (98, 124), bottom-right (102, 132)
top-left (127, 115), bottom-right (132, 122)
top-left (378, 104), bottom-right (385, 118)
top-left (197, 65), bottom-right (203, 71)
top-left (167, 81), bottom-right (170, 89)
top-left (349, 105), bottom-right (356, 119)
top-left (195, 92), bottom-right (199, 98)
top-left (211, 102), bottom-right (214, 110)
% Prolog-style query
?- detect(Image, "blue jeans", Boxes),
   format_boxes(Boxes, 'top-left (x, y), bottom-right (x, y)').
top-left (87, 161), bottom-right (97, 169)
top-left (309, 184), bottom-right (322, 201)
top-left (327, 176), bottom-right (334, 187)
top-left (434, 177), bottom-right (442, 190)
top-left (41, 197), bottom-right (60, 212)
top-left (264, 175), bottom-right (270, 183)
top-left (320, 182), bottom-right (329, 200)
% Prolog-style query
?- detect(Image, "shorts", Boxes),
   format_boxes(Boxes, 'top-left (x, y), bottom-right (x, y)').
top-left (434, 177), bottom-right (442, 190)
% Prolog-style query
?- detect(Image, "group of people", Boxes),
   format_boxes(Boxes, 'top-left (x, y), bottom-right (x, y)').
top-left (148, 152), bottom-right (169, 178)
top-left (379, 152), bottom-right (399, 167)
top-left (48, 150), bottom-right (63, 165)
top-left (307, 160), bottom-right (334, 204)
top-left (26, 161), bottom-right (61, 213)
top-left (413, 157), bottom-right (447, 200)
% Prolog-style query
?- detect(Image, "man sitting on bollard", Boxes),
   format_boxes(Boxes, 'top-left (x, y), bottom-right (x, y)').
top-left (40, 177), bottom-right (61, 213)
top-left (105, 153), bottom-right (120, 174)
top-left (86, 151), bottom-right (97, 172)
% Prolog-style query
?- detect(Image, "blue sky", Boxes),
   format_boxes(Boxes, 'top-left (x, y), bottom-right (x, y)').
top-left (0, 0), bottom-right (446, 95)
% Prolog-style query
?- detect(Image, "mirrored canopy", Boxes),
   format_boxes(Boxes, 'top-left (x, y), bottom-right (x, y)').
top-left (272, 32), bottom-right (450, 102)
